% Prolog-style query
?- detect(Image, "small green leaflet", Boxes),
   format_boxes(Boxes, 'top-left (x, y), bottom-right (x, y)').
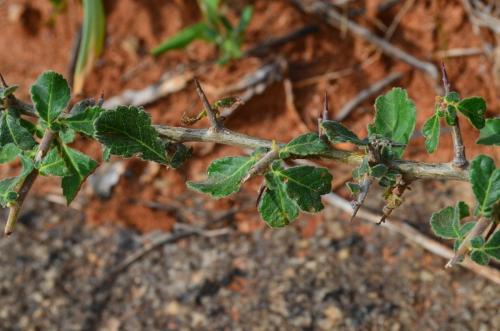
top-left (274, 164), bottom-right (332, 213)
top-left (477, 118), bottom-right (500, 146)
top-left (59, 127), bottom-right (76, 144)
top-left (430, 201), bottom-right (470, 239)
top-left (369, 164), bottom-right (388, 178)
top-left (0, 143), bottom-right (20, 164)
top-left (321, 121), bottom-right (367, 145)
top-left (58, 143), bottom-right (98, 204)
top-left (445, 105), bottom-right (457, 126)
top-left (167, 143), bottom-right (192, 169)
top-left (279, 133), bottom-right (329, 158)
top-left (422, 114), bottom-right (440, 153)
top-left (39, 148), bottom-right (69, 177)
top-left (368, 88), bottom-right (416, 158)
top-left (470, 236), bottom-right (484, 249)
top-left (0, 155), bottom-right (34, 207)
top-left (94, 106), bottom-right (168, 164)
top-left (187, 154), bottom-right (260, 198)
top-left (0, 110), bottom-right (36, 150)
top-left (30, 71), bottom-right (71, 126)
top-left (457, 97), bottom-right (486, 129)
top-left (444, 91), bottom-right (460, 103)
top-left (258, 163), bottom-right (299, 227)
top-left (0, 85), bottom-right (18, 99)
top-left (484, 231), bottom-right (500, 260)
top-left (470, 155), bottom-right (500, 218)
top-left (470, 250), bottom-right (490, 265)
top-left (64, 106), bottom-right (103, 136)
top-left (151, 22), bottom-right (212, 56)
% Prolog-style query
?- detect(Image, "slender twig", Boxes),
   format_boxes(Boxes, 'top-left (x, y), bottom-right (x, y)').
top-left (0, 73), bottom-right (7, 88)
top-left (441, 62), bottom-right (468, 168)
top-left (335, 71), bottom-right (403, 121)
top-left (5, 130), bottom-right (55, 235)
top-left (324, 193), bottom-right (500, 285)
top-left (434, 47), bottom-right (485, 59)
top-left (446, 217), bottom-right (491, 268)
top-left (319, 92), bottom-right (329, 136)
top-left (245, 25), bottom-right (318, 57)
top-left (384, 0), bottom-right (415, 40)
top-left (289, 0), bottom-right (438, 79)
top-left (194, 79), bottom-right (223, 131)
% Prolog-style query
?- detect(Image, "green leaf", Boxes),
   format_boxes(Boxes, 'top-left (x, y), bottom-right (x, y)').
top-left (0, 85), bottom-right (18, 99)
top-left (102, 146), bottom-right (111, 162)
top-left (30, 71), bottom-right (71, 126)
top-left (457, 97), bottom-right (486, 129)
top-left (0, 155), bottom-right (34, 207)
top-left (187, 153), bottom-right (260, 198)
top-left (470, 250), bottom-right (490, 265)
top-left (95, 106), bottom-right (168, 164)
top-left (368, 88), bottom-right (416, 157)
top-left (460, 221), bottom-right (476, 238)
top-left (470, 155), bottom-right (500, 218)
top-left (352, 157), bottom-right (369, 180)
top-left (369, 164), bottom-right (388, 178)
top-left (444, 91), bottom-right (460, 103)
top-left (0, 143), bottom-right (20, 164)
top-left (258, 163), bottom-right (299, 228)
top-left (430, 201), bottom-right (469, 239)
top-left (275, 165), bottom-right (332, 213)
top-left (484, 231), bottom-right (500, 259)
top-left (167, 143), bottom-right (192, 169)
top-left (151, 22), bottom-right (211, 56)
top-left (279, 133), bottom-right (329, 158)
top-left (346, 182), bottom-right (361, 195)
top-left (73, 0), bottom-right (106, 94)
top-left (39, 148), bottom-right (70, 177)
top-left (0, 110), bottom-right (36, 150)
top-left (58, 144), bottom-right (98, 204)
top-left (64, 106), bottom-right (103, 136)
top-left (234, 5), bottom-right (253, 38)
top-left (422, 114), bottom-right (440, 153)
top-left (0, 177), bottom-right (20, 207)
top-left (59, 127), bottom-right (76, 144)
top-left (470, 236), bottom-right (484, 249)
top-left (477, 118), bottom-right (500, 146)
top-left (321, 121), bottom-right (367, 145)
top-left (445, 105), bottom-right (457, 126)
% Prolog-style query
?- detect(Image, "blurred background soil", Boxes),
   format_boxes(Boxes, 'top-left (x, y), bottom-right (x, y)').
top-left (0, 0), bottom-right (499, 330)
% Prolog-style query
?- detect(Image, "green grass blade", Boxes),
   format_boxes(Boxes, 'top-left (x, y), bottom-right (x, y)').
top-left (73, 0), bottom-right (106, 94)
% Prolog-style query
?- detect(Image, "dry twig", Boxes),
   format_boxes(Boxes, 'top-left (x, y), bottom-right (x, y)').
top-left (288, 0), bottom-right (438, 79)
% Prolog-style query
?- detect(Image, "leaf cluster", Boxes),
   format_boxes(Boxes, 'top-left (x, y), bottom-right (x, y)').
top-left (151, 0), bottom-right (253, 64)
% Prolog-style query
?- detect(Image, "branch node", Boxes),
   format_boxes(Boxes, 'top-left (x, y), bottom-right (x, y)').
top-left (242, 149), bottom-right (280, 184)
top-left (194, 79), bottom-right (223, 131)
